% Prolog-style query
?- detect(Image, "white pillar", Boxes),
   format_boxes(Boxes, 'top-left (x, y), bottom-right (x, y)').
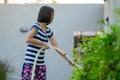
top-left (104, 0), bottom-right (110, 33)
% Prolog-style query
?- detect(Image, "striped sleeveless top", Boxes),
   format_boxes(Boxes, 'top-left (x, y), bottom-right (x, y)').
top-left (24, 22), bottom-right (53, 65)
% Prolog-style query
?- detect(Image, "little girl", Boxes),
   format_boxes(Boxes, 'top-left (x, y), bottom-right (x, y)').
top-left (21, 5), bottom-right (74, 80)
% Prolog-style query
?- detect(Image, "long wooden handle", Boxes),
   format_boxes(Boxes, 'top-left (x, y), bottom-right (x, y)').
top-left (31, 45), bottom-right (81, 80)
top-left (49, 46), bottom-right (81, 68)
top-left (49, 46), bottom-right (73, 63)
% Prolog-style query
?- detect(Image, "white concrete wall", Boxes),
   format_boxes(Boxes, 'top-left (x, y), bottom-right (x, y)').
top-left (0, 4), bottom-right (103, 80)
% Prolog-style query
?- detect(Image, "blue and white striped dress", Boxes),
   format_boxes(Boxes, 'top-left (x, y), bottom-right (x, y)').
top-left (24, 22), bottom-right (53, 66)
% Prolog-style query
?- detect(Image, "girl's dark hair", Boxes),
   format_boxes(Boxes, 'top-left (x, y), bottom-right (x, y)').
top-left (37, 6), bottom-right (54, 24)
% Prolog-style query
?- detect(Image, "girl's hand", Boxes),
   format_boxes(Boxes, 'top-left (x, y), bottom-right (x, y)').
top-left (42, 44), bottom-right (49, 50)
top-left (68, 61), bottom-right (75, 67)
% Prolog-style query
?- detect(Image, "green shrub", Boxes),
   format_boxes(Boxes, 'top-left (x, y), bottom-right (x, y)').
top-left (0, 60), bottom-right (14, 80)
top-left (70, 22), bottom-right (120, 80)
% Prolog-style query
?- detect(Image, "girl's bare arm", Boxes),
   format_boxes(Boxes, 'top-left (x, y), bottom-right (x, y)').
top-left (26, 28), bottom-right (49, 49)
top-left (49, 35), bottom-right (74, 66)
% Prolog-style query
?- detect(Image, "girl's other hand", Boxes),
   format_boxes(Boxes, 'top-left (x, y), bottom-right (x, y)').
top-left (68, 61), bottom-right (75, 67)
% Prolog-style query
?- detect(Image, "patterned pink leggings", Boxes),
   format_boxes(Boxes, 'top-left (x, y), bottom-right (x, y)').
top-left (21, 62), bottom-right (46, 80)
